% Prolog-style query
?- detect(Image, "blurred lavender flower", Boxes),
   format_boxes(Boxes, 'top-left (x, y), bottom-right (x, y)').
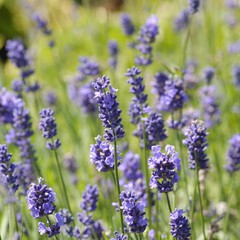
top-left (33, 14), bottom-right (52, 35)
top-left (111, 231), bottom-right (128, 240)
top-left (78, 57), bottom-right (100, 78)
top-left (81, 185), bottom-right (99, 212)
top-left (170, 209), bottom-right (191, 239)
top-left (158, 79), bottom-right (188, 112)
top-left (39, 108), bottom-right (61, 150)
top-left (108, 40), bottom-right (118, 69)
top-left (232, 65), bottom-right (240, 87)
top-left (229, 40), bottom-right (240, 54)
top-left (121, 13), bottom-right (135, 36)
top-left (38, 212), bottom-right (64, 237)
top-left (203, 66), bottom-right (215, 84)
top-left (93, 75), bottom-right (125, 142)
top-left (200, 85), bottom-right (221, 128)
top-left (11, 79), bottom-right (24, 93)
top-left (0, 144), bottom-right (19, 193)
top-left (174, 9), bottom-right (190, 32)
top-left (183, 120), bottom-right (209, 170)
top-left (148, 229), bottom-right (155, 240)
top-left (63, 154), bottom-right (78, 185)
top-left (225, 0), bottom-right (240, 9)
top-left (58, 209), bottom-right (74, 237)
top-left (27, 178), bottom-right (56, 218)
top-left (125, 67), bottom-right (148, 124)
top-left (148, 145), bottom-right (180, 193)
top-left (189, 0), bottom-right (200, 14)
top-left (120, 151), bottom-right (143, 183)
top-left (0, 88), bottom-right (24, 124)
top-left (44, 91), bottom-right (57, 106)
top-left (183, 65), bottom-right (199, 89)
top-left (90, 135), bottom-right (119, 172)
top-left (152, 71), bottom-right (169, 97)
top-left (135, 15), bottom-right (159, 65)
top-left (226, 134), bottom-right (240, 172)
top-left (120, 191), bottom-right (148, 233)
top-left (6, 39), bottom-right (34, 80)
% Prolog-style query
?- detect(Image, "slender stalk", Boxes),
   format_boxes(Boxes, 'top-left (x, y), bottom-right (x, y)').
top-left (113, 136), bottom-right (124, 233)
top-left (46, 216), bottom-right (59, 240)
top-left (155, 192), bottom-right (159, 240)
top-left (165, 193), bottom-right (172, 213)
top-left (191, 180), bottom-right (197, 240)
top-left (182, 16), bottom-right (192, 68)
top-left (9, 204), bottom-right (14, 240)
top-left (176, 131), bottom-right (190, 205)
top-left (142, 122), bottom-right (152, 229)
top-left (51, 139), bottom-right (72, 214)
top-left (223, 175), bottom-right (234, 237)
top-left (196, 166), bottom-right (207, 240)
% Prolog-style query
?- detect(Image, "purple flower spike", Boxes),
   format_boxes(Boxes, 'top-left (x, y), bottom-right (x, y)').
top-left (148, 145), bottom-right (180, 193)
top-left (121, 13), bottom-right (135, 36)
top-left (81, 185), bottom-right (99, 212)
top-left (27, 178), bottom-right (56, 218)
top-left (170, 209), bottom-right (191, 239)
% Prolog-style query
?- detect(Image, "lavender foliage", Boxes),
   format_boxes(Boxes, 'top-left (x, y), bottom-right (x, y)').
top-left (120, 191), bottom-right (148, 233)
top-left (226, 134), bottom-right (240, 172)
top-left (183, 120), bottom-right (209, 170)
top-left (170, 209), bottom-right (191, 240)
top-left (148, 145), bottom-right (180, 193)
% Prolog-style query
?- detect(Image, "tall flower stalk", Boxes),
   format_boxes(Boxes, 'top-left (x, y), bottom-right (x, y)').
top-left (39, 108), bottom-right (72, 214)
top-left (93, 75), bottom-right (125, 233)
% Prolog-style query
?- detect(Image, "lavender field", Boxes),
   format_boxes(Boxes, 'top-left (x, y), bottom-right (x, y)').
top-left (0, 0), bottom-right (240, 239)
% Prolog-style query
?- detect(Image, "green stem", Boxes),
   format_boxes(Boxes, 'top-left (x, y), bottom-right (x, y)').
top-left (223, 175), bottom-right (234, 237)
top-left (155, 192), bottom-right (159, 240)
top-left (51, 139), bottom-right (72, 215)
top-left (142, 122), bottom-right (152, 229)
top-left (113, 137), bottom-right (124, 234)
top-left (165, 193), bottom-right (172, 213)
top-left (182, 16), bottom-right (192, 68)
top-left (196, 167), bottom-right (207, 240)
top-left (176, 131), bottom-right (190, 205)
top-left (191, 180), bottom-right (197, 240)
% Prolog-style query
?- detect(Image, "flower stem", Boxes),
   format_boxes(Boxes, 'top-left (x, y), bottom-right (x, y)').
top-left (51, 139), bottom-right (72, 215)
top-left (113, 137), bottom-right (124, 234)
top-left (196, 166), bottom-right (207, 240)
top-left (191, 180), bottom-right (197, 240)
top-left (142, 122), bottom-right (152, 229)
top-left (155, 192), bottom-right (159, 240)
top-left (165, 192), bottom-right (172, 213)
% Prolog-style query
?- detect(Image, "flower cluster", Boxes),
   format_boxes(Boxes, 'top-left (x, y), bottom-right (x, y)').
top-left (148, 145), bottom-right (180, 193)
top-left (158, 79), bottom-right (188, 112)
top-left (90, 135), bottom-right (118, 172)
top-left (200, 85), bottom-right (221, 128)
top-left (39, 108), bottom-right (61, 150)
top-left (183, 120), bottom-right (209, 170)
top-left (189, 0), bottom-right (200, 14)
top-left (111, 231), bottom-right (128, 240)
top-left (135, 15), bottom-right (159, 65)
top-left (93, 75), bottom-right (125, 142)
top-left (58, 209), bottom-right (74, 237)
top-left (108, 40), bottom-right (118, 69)
top-left (152, 71), bottom-right (169, 97)
top-left (120, 191), bottom-right (148, 233)
top-left (121, 13), bottom-right (135, 36)
top-left (170, 209), bottom-right (191, 239)
top-left (232, 64), bottom-right (240, 87)
top-left (0, 144), bottom-right (19, 193)
top-left (80, 184), bottom-right (99, 212)
top-left (174, 9), bottom-right (190, 32)
top-left (68, 57), bottom-right (100, 114)
top-left (226, 134), bottom-right (240, 172)
top-left (202, 66), bottom-right (215, 84)
top-left (27, 178), bottom-right (56, 218)
top-left (125, 67), bottom-right (148, 124)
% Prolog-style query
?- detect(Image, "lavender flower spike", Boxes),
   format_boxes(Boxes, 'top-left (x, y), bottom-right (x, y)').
top-left (81, 185), bottom-right (99, 212)
top-left (189, 0), bottom-right (200, 14)
top-left (39, 108), bottom-right (61, 150)
top-left (183, 120), bottom-right (209, 170)
top-left (27, 178), bottom-right (56, 218)
top-left (120, 191), bottom-right (148, 233)
top-left (170, 209), bottom-right (191, 239)
top-left (148, 145), bottom-right (180, 193)
top-left (226, 134), bottom-right (240, 172)
top-left (121, 13), bottom-right (135, 36)
top-left (93, 75), bottom-right (125, 142)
